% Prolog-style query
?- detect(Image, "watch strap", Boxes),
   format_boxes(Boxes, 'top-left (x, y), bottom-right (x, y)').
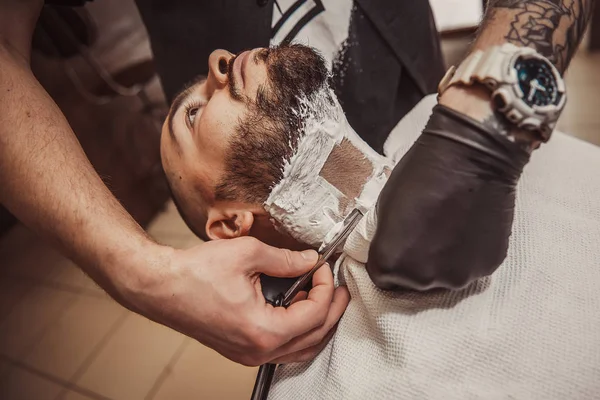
top-left (438, 43), bottom-right (521, 95)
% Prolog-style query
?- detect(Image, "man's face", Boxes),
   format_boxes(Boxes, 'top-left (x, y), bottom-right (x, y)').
top-left (161, 48), bottom-right (269, 239)
top-left (161, 44), bottom-right (329, 243)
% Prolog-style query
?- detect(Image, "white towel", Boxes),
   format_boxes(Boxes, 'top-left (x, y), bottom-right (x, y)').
top-left (269, 95), bottom-right (600, 400)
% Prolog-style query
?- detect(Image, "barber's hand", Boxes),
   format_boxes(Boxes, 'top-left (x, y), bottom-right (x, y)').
top-left (368, 103), bottom-right (530, 291)
top-left (129, 237), bottom-right (349, 366)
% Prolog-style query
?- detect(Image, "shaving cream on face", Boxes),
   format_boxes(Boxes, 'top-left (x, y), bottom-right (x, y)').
top-left (337, 113), bottom-right (391, 213)
top-left (264, 85), bottom-right (391, 249)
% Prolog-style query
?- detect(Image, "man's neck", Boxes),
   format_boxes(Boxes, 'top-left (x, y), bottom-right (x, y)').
top-left (320, 137), bottom-right (391, 215)
top-left (265, 118), bottom-right (391, 248)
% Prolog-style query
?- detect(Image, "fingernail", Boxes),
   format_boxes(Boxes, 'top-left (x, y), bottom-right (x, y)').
top-left (300, 249), bottom-right (319, 264)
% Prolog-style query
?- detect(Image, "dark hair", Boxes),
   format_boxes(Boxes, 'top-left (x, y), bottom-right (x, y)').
top-left (214, 43), bottom-right (330, 204)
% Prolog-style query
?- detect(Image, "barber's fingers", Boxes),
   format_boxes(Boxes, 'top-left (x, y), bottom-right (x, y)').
top-left (268, 264), bottom-right (336, 340)
top-left (269, 325), bottom-right (338, 365)
top-left (270, 285), bottom-right (349, 361)
top-left (289, 291), bottom-right (308, 305)
top-left (240, 237), bottom-right (319, 278)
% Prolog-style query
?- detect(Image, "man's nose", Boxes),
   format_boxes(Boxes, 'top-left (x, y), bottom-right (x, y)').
top-left (207, 49), bottom-right (234, 90)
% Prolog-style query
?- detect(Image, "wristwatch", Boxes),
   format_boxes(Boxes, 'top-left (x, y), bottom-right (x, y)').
top-left (438, 43), bottom-right (566, 142)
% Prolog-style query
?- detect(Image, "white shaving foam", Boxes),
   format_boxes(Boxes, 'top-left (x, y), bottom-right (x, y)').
top-left (264, 85), bottom-right (391, 248)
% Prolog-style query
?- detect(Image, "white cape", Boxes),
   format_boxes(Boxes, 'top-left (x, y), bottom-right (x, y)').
top-left (269, 95), bottom-right (600, 400)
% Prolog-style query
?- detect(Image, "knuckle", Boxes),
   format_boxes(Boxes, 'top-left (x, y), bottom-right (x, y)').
top-left (306, 334), bottom-right (324, 349)
top-left (314, 307), bottom-right (329, 327)
top-left (368, 242), bottom-right (504, 291)
top-left (368, 240), bottom-right (403, 276)
top-left (253, 338), bottom-right (270, 354)
top-left (367, 256), bottom-right (435, 291)
top-left (238, 355), bottom-right (260, 367)
top-left (243, 322), bottom-right (268, 352)
top-left (282, 248), bottom-right (295, 268)
top-left (368, 271), bottom-right (398, 291)
top-left (258, 354), bottom-right (273, 365)
top-left (296, 349), bottom-right (319, 363)
top-left (238, 236), bottom-right (261, 257)
top-left (299, 353), bottom-right (316, 363)
top-left (252, 332), bottom-right (278, 354)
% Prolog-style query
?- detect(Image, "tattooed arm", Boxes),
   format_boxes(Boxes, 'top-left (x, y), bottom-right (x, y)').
top-left (439, 0), bottom-right (595, 148)
top-left (368, 0), bottom-right (595, 291)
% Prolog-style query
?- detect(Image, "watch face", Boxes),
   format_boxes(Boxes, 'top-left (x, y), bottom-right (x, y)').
top-left (515, 56), bottom-right (561, 107)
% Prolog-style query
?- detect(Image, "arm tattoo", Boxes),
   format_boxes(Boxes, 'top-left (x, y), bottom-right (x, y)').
top-left (488, 0), bottom-right (594, 72)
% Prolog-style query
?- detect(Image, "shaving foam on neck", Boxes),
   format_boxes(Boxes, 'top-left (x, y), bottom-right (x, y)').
top-left (264, 85), bottom-right (391, 248)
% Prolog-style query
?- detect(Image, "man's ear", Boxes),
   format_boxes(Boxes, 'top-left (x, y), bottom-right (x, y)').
top-left (205, 208), bottom-right (255, 240)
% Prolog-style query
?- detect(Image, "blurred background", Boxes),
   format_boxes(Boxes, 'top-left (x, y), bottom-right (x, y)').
top-left (1, 0), bottom-right (599, 399)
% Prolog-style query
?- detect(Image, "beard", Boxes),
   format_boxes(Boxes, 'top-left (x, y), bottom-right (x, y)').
top-left (214, 43), bottom-right (332, 204)
top-left (262, 43), bottom-right (330, 107)
top-left (227, 43), bottom-right (330, 108)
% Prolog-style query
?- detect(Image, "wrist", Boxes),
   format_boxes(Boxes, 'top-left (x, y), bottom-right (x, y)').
top-left (438, 86), bottom-right (489, 121)
top-left (107, 239), bottom-right (176, 313)
top-left (439, 86), bottom-right (541, 152)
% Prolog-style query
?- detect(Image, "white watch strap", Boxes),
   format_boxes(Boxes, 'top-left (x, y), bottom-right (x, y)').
top-left (439, 43), bottom-right (520, 94)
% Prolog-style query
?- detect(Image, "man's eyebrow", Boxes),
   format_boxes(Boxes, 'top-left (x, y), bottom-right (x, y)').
top-left (167, 76), bottom-right (207, 141)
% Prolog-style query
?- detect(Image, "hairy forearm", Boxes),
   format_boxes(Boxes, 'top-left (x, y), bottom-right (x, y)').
top-left (0, 47), bottom-right (160, 303)
top-left (440, 0), bottom-right (595, 148)
top-left (0, 0), bottom-right (164, 303)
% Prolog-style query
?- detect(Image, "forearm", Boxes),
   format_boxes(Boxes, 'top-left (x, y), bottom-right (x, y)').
top-left (0, 45), bottom-right (160, 304)
top-left (477, 0), bottom-right (593, 72)
top-left (367, 1), bottom-right (596, 290)
top-left (0, 0), bottom-right (42, 62)
top-left (440, 0), bottom-right (595, 148)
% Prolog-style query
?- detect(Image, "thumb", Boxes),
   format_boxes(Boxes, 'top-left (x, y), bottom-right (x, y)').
top-left (248, 243), bottom-right (319, 278)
